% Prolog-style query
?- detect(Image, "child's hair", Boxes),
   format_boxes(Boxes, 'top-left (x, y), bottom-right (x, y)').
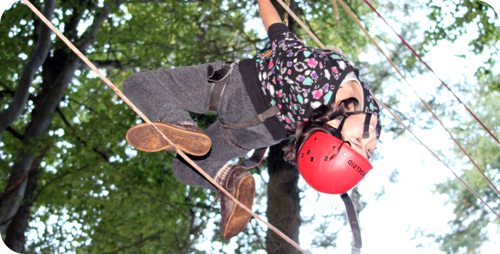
top-left (283, 98), bottom-right (359, 163)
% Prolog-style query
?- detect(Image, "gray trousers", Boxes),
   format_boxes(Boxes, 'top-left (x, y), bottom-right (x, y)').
top-left (122, 61), bottom-right (278, 191)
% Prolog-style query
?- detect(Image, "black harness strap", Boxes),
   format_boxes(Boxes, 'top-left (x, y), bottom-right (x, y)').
top-left (220, 105), bottom-right (279, 129)
top-left (207, 62), bottom-right (279, 169)
top-left (341, 193), bottom-right (363, 249)
top-left (207, 61), bottom-right (237, 114)
top-left (239, 147), bottom-right (268, 169)
top-left (362, 113), bottom-right (372, 139)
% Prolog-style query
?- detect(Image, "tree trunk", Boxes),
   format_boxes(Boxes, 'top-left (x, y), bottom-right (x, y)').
top-left (0, 0), bottom-right (55, 143)
top-left (4, 168), bottom-right (40, 252)
top-left (0, 3), bottom-right (111, 234)
top-left (265, 140), bottom-right (302, 254)
top-left (265, 2), bottom-right (301, 253)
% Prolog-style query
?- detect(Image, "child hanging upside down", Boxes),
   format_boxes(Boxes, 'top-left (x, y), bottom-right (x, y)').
top-left (123, 0), bottom-right (381, 240)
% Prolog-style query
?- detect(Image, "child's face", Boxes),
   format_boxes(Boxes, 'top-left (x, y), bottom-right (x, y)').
top-left (327, 114), bottom-right (378, 160)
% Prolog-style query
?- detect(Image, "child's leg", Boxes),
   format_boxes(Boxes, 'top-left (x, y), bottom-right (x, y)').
top-left (123, 62), bottom-right (277, 188)
top-left (124, 63), bottom-right (279, 240)
top-left (171, 66), bottom-right (278, 190)
top-left (122, 62), bottom-right (220, 124)
top-left (123, 62), bottom-right (224, 155)
top-left (171, 120), bottom-right (248, 190)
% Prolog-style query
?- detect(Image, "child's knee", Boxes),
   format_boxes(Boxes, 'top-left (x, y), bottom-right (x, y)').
top-left (122, 71), bottom-right (149, 96)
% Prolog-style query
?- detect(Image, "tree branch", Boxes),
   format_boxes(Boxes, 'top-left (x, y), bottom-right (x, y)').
top-left (99, 229), bottom-right (166, 254)
top-left (75, 3), bottom-right (112, 52)
top-left (0, 0), bottom-right (56, 142)
top-left (0, 1), bottom-right (115, 234)
top-left (32, 164), bottom-right (93, 205)
top-left (5, 126), bottom-right (24, 140)
top-left (0, 139), bottom-right (53, 205)
top-left (79, 59), bottom-right (138, 71)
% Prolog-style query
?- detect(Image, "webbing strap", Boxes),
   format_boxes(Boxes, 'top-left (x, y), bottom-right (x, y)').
top-left (208, 62), bottom-right (237, 113)
top-left (341, 193), bottom-right (362, 249)
top-left (220, 105), bottom-right (279, 130)
top-left (362, 113), bottom-right (372, 139)
top-left (208, 81), bottom-right (226, 113)
top-left (221, 125), bottom-right (269, 170)
top-left (207, 62), bottom-right (278, 170)
top-left (240, 147), bottom-right (268, 169)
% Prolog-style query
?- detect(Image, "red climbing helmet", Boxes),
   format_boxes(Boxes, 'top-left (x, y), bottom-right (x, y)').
top-left (297, 131), bottom-right (373, 194)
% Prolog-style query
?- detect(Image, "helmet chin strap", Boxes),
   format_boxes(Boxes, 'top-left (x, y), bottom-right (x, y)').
top-left (335, 112), bottom-right (372, 139)
top-left (362, 113), bottom-right (372, 139)
top-left (341, 193), bottom-right (362, 249)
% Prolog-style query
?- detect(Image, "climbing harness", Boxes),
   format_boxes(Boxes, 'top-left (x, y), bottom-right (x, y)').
top-left (207, 61), bottom-right (279, 128)
top-left (206, 61), bottom-right (279, 169)
top-left (207, 61), bottom-right (237, 114)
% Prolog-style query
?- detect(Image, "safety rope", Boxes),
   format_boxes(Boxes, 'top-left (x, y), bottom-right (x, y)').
top-left (276, 0), bottom-right (326, 49)
top-left (274, 0), bottom-right (500, 219)
top-left (361, 0), bottom-right (500, 146)
top-left (331, 0), bottom-right (340, 25)
top-left (335, 0), bottom-right (500, 197)
top-left (372, 94), bottom-right (500, 219)
top-left (20, 0), bottom-right (310, 252)
top-left (283, 0), bottom-right (291, 26)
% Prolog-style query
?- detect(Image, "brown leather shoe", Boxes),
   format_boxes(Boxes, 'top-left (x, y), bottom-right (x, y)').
top-left (217, 164), bottom-right (255, 240)
top-left (125, 122), bottom-right (211, 156)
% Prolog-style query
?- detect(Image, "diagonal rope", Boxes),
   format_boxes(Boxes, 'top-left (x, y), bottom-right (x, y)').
top-left (331, 0), bottom-right (340, 25)
top-left (361, 0), bottom-right (500, 146)
top-left (283, 0), bottom-right (291, 26)
top-left (275, 0), bottom-right (326, 49)
top-left (372, 95), bottom-right (500, 219)
top-left (21, 0), bottom-right (309, 252)
top-left (274, 0), bottom-right (500, 219)
top-left (335, 0), bottom-right (500, 197)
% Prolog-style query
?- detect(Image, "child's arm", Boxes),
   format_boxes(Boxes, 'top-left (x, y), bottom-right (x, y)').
top-left (258, 0), bottom-right (282, 31)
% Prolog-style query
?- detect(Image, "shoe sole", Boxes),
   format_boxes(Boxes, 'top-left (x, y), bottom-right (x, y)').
top-left (222, 175), bottom-right (255, 240)
top-left (125, 122), bottom-right (211, 156)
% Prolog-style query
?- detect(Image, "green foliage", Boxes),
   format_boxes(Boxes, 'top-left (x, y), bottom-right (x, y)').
top-left (425, 0), bottom-right (499, 90)
top-left (1, 0), bottom-right (258, 252)
top-left (433, 77), bottom-right (500, 253)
